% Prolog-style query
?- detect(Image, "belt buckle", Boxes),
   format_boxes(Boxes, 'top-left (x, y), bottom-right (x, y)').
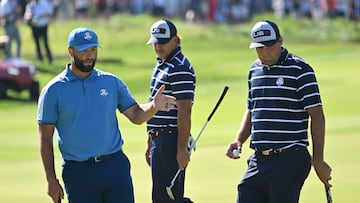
top-left (261, 148), bottom-right (285, 156)
top-left (94, 156), bottom-right (102, 163)
top-left (273, 148), bottom-right (282, 154)
top-left (149, 129), bottom-right (162, 138)
top-left (149, 129), bottom-right (158, 136)
top-left (262, 149), bottom-right (272, 156)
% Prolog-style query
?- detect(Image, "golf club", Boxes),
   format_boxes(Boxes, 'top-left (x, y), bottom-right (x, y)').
top-left (166, 86), bottom-right (229, 200)
top-left (325, 185), bottom-right (333, 203)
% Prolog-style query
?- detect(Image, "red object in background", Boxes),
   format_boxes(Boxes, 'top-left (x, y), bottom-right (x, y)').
top-left (208, 0), bottom-right (217, 23)
top-left (0, 58), bottom-right (39, 100)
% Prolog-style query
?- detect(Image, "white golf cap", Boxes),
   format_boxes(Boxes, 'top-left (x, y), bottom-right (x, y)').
top-left (147, 19), bottom-right (177, 45)
top-left (249, 20), bottom-right (281, 49)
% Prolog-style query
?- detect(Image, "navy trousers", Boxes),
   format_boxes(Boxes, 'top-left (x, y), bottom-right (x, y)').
top-left (150, 131), bottom-right (193, 203)
top-left (237, 147), bottom-right (311, 203)
top-left (62, 150), bottom-right (134, 203)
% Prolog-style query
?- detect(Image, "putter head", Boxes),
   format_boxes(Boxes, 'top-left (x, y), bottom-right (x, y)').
top-left (166, 186), bottom-right (175, 200)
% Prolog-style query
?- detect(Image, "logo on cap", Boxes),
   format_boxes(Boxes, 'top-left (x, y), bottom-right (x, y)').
top-left (147, 19), bottom-right (177, 45)
top-left (253, 30), bottom-right (271, 38)
top-left (68, 27), bottom-right (101, 51)
top-left (152, 28), bottom-right (167, 35)
top-left (84, 32), bottom-right (93, 41)
top-left (249, 21), bottom-right (280, 49)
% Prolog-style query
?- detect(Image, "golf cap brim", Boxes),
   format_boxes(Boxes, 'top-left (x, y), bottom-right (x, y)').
top-left (146, 37), bottom-right (171, 45)
top-left (74, 43), bottom-right (101, 51)
top-left (249, 39), bottom-right (278, 49)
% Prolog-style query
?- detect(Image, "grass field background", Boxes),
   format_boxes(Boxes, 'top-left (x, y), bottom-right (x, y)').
top-left (0, 14), bottom-right (359, 202)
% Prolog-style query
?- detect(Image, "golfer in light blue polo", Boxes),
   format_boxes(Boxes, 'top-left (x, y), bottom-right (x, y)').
top-left (37, 27), bottom-right (176, 203)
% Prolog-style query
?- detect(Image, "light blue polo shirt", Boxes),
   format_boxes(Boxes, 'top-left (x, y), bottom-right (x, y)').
top-left (37, 64), bottom-right (137, 161)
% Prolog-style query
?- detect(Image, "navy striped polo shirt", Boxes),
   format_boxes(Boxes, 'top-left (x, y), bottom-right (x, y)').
top-left (147, 47), bottom-right (196, 131)
top-left (248, 47), bottom-right (322, 151)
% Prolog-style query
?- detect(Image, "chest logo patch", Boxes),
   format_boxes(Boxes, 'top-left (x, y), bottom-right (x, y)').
top-left (276, 78), bottom-right (284, 86)
top-left (100, 89), bottom-right (108, 97)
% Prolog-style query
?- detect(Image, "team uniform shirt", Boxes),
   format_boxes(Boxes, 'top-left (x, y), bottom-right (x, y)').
top-left (146, 47), bottom-right (196, 131)
top-left (247, 47), bottom-right (322, 151)
top-left (37, 64), bottom-right (137, 161)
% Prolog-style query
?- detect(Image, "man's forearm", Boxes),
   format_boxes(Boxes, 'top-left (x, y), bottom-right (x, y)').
top-left (135, 102), bottom-right (158, 124)
top-left (176, 100), bottom-right (192, 150)
top-left (311, 116), bottom-right (325, 161)
top-left (177, 117), bottom-right (191, 150)
top-left (235, 110), bottom-right (252, 145)
top-left (40, 138), bottom-right (58, 183)
top-left (308, 106), bottom-right (326, 161)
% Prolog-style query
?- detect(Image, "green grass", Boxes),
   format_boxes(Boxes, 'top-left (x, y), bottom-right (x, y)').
top-left (0, 13), bottom-right (359, 202)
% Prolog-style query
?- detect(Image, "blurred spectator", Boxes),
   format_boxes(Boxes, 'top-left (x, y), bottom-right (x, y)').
top-left (93, 0), bottom-right (112, 18)
top-left (309, 0), bottom-right (331, 19)
top-left (14, 0), bottom-right (358, 29)
top-left (24, 0), bottom-right (54, 64)
top-left (151, 0), bottom-right (165, 16)
top-left (350, 0), bottom-right (360, 20)
top-left (273, 0), bottom-right (297, 18)
top-left (0, 0), bottom-right (22, 58)
top-left (336, 0), bottom-right (350, 17)
top-left (274, 0), bottom-right (322, 19)
top-left (215, 0), bottom-right (229, 23)
top-left (294, 0), bottom-right (312, 19)
top-left (208, 0), bottom-right (217, 22)
top-left (165, 0), bottom-right (179, 17)
top-left (55, 0), bottom-right (74, 19)
top-left (251, 0), bottom-right (273, 13)
top-left (185, 0), bottom-right (203, 23)
top-left (18, 0), bottom-right (28, 17)
top-left (74, 0), bottom-right (91, 18)
top-left (129, 0), bottom-right (146, 14)
top-left (228, 0), bottom-right (251, 23)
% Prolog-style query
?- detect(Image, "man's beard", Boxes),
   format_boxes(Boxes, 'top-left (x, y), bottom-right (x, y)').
top-left (74, 56), bottom-right (96, 73)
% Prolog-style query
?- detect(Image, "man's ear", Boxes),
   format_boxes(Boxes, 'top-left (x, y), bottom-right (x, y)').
top-left (68, 47), bottom-right (74, 57)
top-left (278, 36), bottom-right (283, 44)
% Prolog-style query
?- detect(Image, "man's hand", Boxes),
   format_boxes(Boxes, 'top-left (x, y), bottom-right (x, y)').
top-left (47, 179), bottom-right (64, 203)
top-left (153, 85), bottom-right (176, 112)
top-left (177, 147), bottom-right (190, 170)
top-left (226, 142), bottom-right (242, 159)
top-left (313, 159), bottom-right (332, 188)
top-left (145, 136), bottom-right (151, 166)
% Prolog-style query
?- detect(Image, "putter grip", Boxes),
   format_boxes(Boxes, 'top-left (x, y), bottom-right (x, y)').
top-left (207, 86), bottom-right (229, 121)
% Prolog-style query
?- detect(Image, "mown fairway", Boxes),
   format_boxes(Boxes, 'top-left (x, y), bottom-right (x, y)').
top-left (0, 14), bottom-right (359, 203)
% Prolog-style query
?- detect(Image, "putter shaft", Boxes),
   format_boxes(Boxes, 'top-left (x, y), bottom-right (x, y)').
top-left (165, 86), bottom-right (229, 201)
top-left (325, 185), bottom-right (332, 203)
